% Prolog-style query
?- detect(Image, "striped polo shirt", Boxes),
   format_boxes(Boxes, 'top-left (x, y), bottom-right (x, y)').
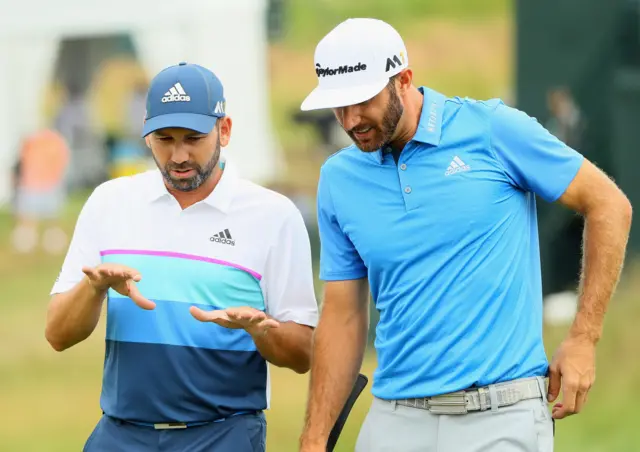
top-left (51, 157), bottom-right (318, 423)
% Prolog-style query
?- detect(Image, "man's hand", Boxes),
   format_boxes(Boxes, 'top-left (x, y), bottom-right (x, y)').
top-left (190, 306), bottom-right (280, 337)
top-left (82, 264), bottom-right (155, 310)
top-left (547, 335), bottom-right (596, 419)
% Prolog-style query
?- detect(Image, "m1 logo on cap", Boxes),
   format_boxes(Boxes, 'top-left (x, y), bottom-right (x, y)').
top-left (315, 62), bottom-right (367, 77)
top-left (385, 51), bottom-right (406, 72)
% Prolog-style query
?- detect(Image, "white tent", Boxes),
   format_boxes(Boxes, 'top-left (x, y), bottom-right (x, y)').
top-left (0, 0), bottom-right (283, 203)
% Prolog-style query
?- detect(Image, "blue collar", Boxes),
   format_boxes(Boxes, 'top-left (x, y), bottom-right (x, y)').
top-left (376, 86), bottom-right (446, 163)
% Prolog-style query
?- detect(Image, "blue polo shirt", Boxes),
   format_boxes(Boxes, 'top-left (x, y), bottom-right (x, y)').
top-left (317, 87), bottom-right (584, 399)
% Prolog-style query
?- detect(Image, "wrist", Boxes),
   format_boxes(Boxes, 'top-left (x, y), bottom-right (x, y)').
top-left (84, 275), bottom-right (108, 296)
top-left (299, 434), bottom-right (327, 449)
top-left (567, 328), bottom-right (600, 345)
top-left (247, 326), bottom-right (268, 339)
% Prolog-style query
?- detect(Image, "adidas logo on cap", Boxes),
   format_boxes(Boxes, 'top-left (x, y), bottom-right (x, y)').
top-left (162, 82), bottom-right (191, 103)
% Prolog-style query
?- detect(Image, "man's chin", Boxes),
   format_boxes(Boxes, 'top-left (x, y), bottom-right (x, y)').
top-left (349, 133), bottom-right (386, 153)
top-left (168, 177), bottom-right (200, 192)
top-left (353, 140), bottom-right (385, 153)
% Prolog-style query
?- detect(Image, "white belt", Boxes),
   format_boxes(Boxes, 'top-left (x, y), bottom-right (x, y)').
top-left (395, 377), bottom-right (546, 415)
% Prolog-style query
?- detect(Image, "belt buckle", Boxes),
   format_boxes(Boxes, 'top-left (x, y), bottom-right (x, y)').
top-left (427, 391), bottom-right (468, 415)
top-left (154, 422), bottom-right (188, 430)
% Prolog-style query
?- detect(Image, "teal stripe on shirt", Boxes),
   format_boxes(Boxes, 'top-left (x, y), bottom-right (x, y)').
top-left (101, 250), bottom-right (265, 310)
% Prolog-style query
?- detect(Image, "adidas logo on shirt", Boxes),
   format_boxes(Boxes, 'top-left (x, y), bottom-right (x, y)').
top-left (162, 82), bottom-right (191, 103)
top-left (210, 229), bottom-right (235, 246)
top-left (444, 156), bottom-right (471, 176)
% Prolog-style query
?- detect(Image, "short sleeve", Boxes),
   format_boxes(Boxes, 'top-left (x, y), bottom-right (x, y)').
top-left (317, 166), bottom-right (367, 281)
top-left (50, 186), bottom-right (104, 295)
top-left (490, 102), bottom-right (585, 202)
top-left (262, 207), bottom-right (319, 327)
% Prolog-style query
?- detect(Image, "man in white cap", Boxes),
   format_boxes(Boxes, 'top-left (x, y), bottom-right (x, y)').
top-left (298, 18), bottom-right (632, 452)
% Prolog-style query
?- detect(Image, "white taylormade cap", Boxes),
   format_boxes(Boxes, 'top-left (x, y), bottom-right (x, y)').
top-left (300, 18), bottom-right (409, 111)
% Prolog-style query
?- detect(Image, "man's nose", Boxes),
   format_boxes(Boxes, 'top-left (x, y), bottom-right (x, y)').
top-left (171, 142), bottom-right (189, 163)
top-left (340, 106), bottom-right (362, 131)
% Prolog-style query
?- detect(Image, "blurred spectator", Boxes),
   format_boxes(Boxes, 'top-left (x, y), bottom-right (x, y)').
top-left (543, 87), bottom-right (586, 326)
top-left (106, 80), bottom-right (151, 179)
top-left (55, 82), bottom-right (90, 153)
top-left (292, 109), bottom-right (352, 155)
top-left (546, 87), bottom-right (586, 151)
top-left (11, 129), bottom-right (70, 255)
top-left (126, 80), bottom-right (148, 140)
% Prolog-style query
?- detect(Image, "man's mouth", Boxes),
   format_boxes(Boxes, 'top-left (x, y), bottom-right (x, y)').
top-left (170, 168), bottom-right (196, 179)
top-left (352, 127), bottom-right (374, 140)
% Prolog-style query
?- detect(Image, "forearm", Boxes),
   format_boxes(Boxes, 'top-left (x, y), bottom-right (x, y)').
top-left (300, 304), bottom-right (368, 446)
top-left (570, 199), bottom-right (632, 343)
top-left (45, 277), bottom-right (106, 351)
top-left (251, 321), bottom-right (313, 374)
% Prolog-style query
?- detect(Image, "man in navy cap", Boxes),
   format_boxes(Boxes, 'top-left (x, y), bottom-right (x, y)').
top-left (45, 62), bottom-right (319, 451)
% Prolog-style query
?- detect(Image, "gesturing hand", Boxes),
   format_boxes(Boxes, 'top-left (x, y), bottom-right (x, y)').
top-left (82, 263), bottom-right (156, 310)
top-left (547, 335), bottom-right (596, 419)
top-left (190, 306), bottom-right (279, 337)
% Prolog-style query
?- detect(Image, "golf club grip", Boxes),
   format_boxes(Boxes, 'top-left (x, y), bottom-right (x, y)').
top-left (326, 373), bottom-right (369, 452)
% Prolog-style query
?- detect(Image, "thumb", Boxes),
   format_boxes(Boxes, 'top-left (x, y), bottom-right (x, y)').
top-left (547, 364), bottom-right (562, 403)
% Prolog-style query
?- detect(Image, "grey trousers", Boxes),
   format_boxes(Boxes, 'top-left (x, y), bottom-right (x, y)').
top-left (356, 384), bottom-right (554, 451)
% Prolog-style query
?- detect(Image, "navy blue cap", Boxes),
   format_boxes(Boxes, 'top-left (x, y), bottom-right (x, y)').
top-left (142, 62), bottom-right (226, 137)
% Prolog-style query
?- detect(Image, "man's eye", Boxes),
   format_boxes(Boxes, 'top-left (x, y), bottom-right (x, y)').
top-left (187, 136), bottom-right (202, 142)
top-left (158, 137), bottom-right (172, 142)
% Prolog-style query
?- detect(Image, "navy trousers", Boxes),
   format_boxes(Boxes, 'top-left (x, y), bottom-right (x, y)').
top-left (83, 412), bottom-right (266, 452)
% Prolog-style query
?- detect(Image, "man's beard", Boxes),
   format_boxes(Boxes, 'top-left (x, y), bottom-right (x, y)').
top-left (156, 137), bottom-right (221, 192)
top-left (347, 85), bottom-right (404, 153)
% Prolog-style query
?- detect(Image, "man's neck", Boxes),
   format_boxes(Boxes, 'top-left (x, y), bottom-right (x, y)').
top-left (388, 86), bottom-right (424, 151)
top-left (167, 166), bottom-right (223, 210)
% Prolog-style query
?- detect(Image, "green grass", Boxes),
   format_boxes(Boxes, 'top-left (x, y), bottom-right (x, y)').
top-left (282, 0), bottom-right (511, 50)
top-left (1, 192), bottom-right (639, 451)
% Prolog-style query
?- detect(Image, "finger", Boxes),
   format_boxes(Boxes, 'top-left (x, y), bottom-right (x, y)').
top-left (124, 270), bottom-right (142, 282)
top-left (547, 364), bottom-right (562, 403)
top-left (120, 266), bottom-right (142, 282)
top-left (126, 281), bottom-right (156, 310)
top-left (233, 309), bottom-right (256, 322)
top-left (190, 306), bottom-right (230, 323)
top-left (257, 318), bottom-right (280, 330)
top-left (97, 266), bottom-right (117, 280)
top-left (552, 403), bottom-right (565, 419)
top-left (552, 403), bottom-right (574, 420)
top-left (249, 311), bottom-right (268, 323)
top-left (574, 382), bottom-right (591, 414)
top-left (82, 266), bottom-right (99, 280)
top-left (560, 377), bottom-right (579, 415)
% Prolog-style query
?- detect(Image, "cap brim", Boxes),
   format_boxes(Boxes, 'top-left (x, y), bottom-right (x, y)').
top-left (300, 79), bottom-right (389, 111)
top-left (142, 113), bottom-right (218, 137)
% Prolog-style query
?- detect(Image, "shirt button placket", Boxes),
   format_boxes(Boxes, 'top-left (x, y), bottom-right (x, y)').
top-left (398, 161), bottom-right (414, 210)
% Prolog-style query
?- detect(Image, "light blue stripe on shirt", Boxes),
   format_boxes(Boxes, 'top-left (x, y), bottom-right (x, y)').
top-left (106, 297), bottom-right (257, 351)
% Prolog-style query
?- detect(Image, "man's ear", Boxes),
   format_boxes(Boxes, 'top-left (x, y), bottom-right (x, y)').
top-left (218, 117), bottom-right (233, 147)
top-left (145, 136), bottom-right (151, 148)
top-left (397, 69), bottom-right (413, 95)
